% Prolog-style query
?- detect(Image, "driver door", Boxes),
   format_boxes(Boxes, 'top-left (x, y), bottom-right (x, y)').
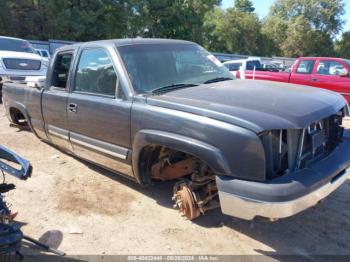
top-left (67, 47), bottom-right (132, 176)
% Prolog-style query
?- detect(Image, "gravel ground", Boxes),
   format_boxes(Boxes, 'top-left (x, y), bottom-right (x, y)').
top-left (1, 104), bottom-right (350, 257)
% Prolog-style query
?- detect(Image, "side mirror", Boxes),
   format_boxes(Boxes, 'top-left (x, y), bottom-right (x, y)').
top-left (338, 69), bottom-right (349, 77)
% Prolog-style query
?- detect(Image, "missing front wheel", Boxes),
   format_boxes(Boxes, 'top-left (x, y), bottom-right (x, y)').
top-left (172, 177), bottom-right (220, 220)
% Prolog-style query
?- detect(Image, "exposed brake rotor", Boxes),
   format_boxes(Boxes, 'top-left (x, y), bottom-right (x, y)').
top-left (173, 184), bottom-right (200, 220)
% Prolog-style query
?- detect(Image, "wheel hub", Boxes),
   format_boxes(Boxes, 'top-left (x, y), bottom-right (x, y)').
top-left (173, 184), bottom-right (200, 220)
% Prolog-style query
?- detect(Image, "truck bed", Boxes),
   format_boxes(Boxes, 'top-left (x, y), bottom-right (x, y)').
top-left (2, 82), bottom-right (44, 136)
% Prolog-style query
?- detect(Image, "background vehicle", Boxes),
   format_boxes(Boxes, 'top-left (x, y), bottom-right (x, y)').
top-left (35, 48), bottom-right (51, 59)
top-left (239, 57), bottom-right (350, 103)
top-left (261, 62), bottom-right (286, 71)
top-left (224, 57), bottom-right (282, 77)
top-left (2, 39), bottom-right (350, 221)
top-left (223, 57), bottom-right (262, 77)
top-left (0, 36), bottom-right (48, 101)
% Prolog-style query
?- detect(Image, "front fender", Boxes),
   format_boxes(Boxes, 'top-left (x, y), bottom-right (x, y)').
top-left (132, 129), bottom-right (231, 184)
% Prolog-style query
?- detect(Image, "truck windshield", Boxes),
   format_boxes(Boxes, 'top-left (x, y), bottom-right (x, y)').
top-left (117, 43), bottom-right (234, 94)
top-left (0, 37), bottom-right (36, 54)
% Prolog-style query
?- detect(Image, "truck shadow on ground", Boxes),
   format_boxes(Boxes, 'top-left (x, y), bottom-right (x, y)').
top-left (83, 159), bottom-right (350, 256)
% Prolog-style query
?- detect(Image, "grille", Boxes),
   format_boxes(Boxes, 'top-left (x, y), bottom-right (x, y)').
top-left (2, 58), bottom-right (41, 70)
top-left (261, 109), bottom-right (345, 179)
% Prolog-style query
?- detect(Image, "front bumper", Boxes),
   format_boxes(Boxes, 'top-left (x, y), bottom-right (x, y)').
top-left (217, 131), bottom-right (350, 220)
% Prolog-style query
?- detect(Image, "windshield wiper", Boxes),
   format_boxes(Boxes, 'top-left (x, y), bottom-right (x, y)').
top-left (203, 77), bottom-right (234, 84)
top-left (151, 83), bottom-right (199, 94)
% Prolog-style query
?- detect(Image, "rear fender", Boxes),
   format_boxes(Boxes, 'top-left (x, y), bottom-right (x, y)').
top-left (6, 101), bottom-right (39, 138)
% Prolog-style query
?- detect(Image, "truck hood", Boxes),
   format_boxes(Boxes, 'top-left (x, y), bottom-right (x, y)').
top-left (0, 51), bottom-right (45, 61)
top-left (146, 80), bottom-right (347, 133)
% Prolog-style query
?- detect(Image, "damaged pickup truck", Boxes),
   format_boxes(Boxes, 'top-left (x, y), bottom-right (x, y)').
top-left (2, 39), bottom-right (350, 220)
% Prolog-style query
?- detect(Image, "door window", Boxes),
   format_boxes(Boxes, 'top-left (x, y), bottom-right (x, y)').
top-left (345, 59), bottom-right (350, 67)
top-left (296, 60), bottom-right (315, 74)
top-left (317, 61), bottom-right (346, 76)
top-left (51, 52), bottom-right (73, 88)
top-left (74, 48), bottom-right (117, 96)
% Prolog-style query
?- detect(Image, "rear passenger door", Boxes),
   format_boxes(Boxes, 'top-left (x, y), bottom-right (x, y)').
top-left (67, 47), bottom-right (132, 175)
top-left (42, 50), bottom-right (74, 152)
top-left (290, 59), bottom-right (316, 86)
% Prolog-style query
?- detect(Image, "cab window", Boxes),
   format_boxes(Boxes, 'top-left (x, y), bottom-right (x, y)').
top-left (74, 48), bottom-right (117, 97)
top-left (317, 61), bottom-right (346, 76)
top-left (345, 59), bottom-right (350, 68)
top-left (51, 51), bottom-right (73, 88)
top-left (296, 60), bottom-right (315, 74)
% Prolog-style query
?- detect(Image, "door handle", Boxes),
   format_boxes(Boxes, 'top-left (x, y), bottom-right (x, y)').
top-left (68, 103), bottom-right (77, 113)
top-left (312, 78), bottom-right (318, 81)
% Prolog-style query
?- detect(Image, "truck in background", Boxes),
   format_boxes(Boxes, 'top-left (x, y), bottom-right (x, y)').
top-left (223, 57), bottom-right (262, 77)
top-left (35, 49), bottom-right (51, 59)
top-left (238, 57), bottom-right (350, 103)
top-left (0, 36), bottom-right (48, 101)
top-left (30, 39), bottom-right (76, 59)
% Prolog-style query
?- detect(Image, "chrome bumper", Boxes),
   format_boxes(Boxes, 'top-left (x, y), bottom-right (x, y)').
top-left (218, 130), bottom-right (350, 220)
top-left (219, 169), bottom-right (349, 220)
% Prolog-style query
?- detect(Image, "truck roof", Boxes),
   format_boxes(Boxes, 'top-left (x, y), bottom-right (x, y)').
top-left (224, 57), bottom-right (261, 64)
top-left (57, 38), bottom-right (195, 52)
top-left (299, 57), bottom-right (346, 61)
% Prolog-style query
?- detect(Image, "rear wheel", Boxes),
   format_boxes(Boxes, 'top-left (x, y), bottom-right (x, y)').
top-left (9, 108), bottom-right (28, 127)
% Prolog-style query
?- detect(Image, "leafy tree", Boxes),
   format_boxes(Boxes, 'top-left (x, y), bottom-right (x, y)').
top-left (203, 7), bottom-right (229, 52)
top-left (127, 0), bottom-right (220, 44)
top-left (204, 7), bottom-right (264, 55)
top-left (0, 0), bottom-right (130, 41)
top-left (335, 31), bottom-right (350, 58)
top-left (0, 0), bottom-right (346, 58)
top-left (263, 0), bottom-right (345, 57)
top-left (234, 0), bottom-right (255, 13)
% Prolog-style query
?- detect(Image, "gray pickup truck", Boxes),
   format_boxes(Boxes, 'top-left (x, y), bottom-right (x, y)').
top-left (2, 39), bottom-right (350, 221)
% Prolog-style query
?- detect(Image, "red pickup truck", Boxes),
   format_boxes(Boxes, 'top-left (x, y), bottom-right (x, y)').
top-left (239, 57), bottom-right (350, 103)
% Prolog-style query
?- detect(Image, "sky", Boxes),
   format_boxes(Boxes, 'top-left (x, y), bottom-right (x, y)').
top-left (221, 0), bottom-right (350, 34)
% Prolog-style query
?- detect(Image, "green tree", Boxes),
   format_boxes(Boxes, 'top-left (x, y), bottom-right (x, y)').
top-left (335, 31), bottom-right (350, 58)
top-left (203, 7), bottom-right (227, 52)
top-left (127, 0), bottom-right (220, 44)
top-left (0, 0), bottom-right (14, 36)
top-left (234, 0), bottom-right (255, 13)
top-left (263, 0), bottom-right (345, 57)
top-left (0, 0), bottom-right (130, 41)
top-left (203, 7), bottom-right (265, 55)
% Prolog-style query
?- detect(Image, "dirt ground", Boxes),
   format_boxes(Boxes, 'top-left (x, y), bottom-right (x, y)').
top-left (1, 104), bottom-right (350, 257)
